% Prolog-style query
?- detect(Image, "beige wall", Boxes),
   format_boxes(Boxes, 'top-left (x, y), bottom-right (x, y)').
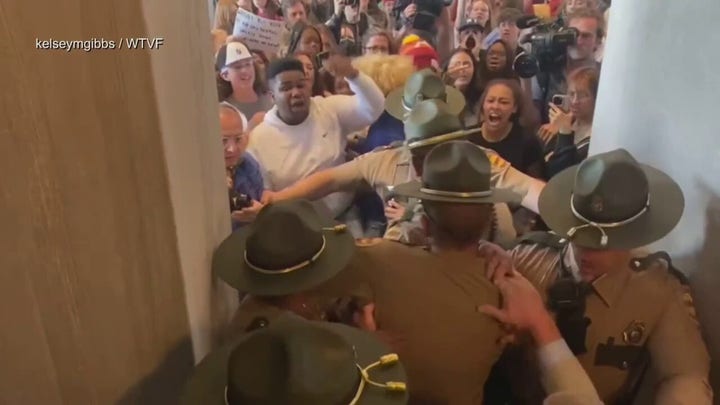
top-left (0, 0), bottom-right (230, 402)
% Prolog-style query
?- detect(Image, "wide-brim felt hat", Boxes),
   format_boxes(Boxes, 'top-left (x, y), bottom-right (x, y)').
top-left (402, 99), bottom-right (477, 151)
top-left (393, 140), bottom-right (521, 204)
top-left (212, 199), bottom-right (355, 296)
top-left (538, 149), bottom-right (684, 250)
top-left (385, 69), bottom-right (466, 120)
top-left (182, 316), bottom-right (408, 405)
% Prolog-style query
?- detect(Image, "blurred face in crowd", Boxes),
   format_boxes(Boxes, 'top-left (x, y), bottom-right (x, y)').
top-left (285, 2), bottom-right (307, 26)
top-left (573, 246), bottom-right (631, 282)
top-left (458, 28), bottom-right (483, 54)
top-left (222, 57), bottom-right (256, 94)
top-left (565, 0), bottom-right (598, 14)
top-left (298, 27), bottom-right (322, 56)
top-left (447, 51), bottom-right (475, 89)
top-left (220, 107), bottom-right (248, 167)
top-left (481, 83), bottom-right (517, 131)
top-left (486, 42), bottom-right (508, 72)
top-left (270, 69), bottom-right (311, 124)
top-left (295, 53), bottom-right (316, 92)
top-left (567, 17), bottom-right (600, 61)
top-left (319, 29), bottom-right (334, 52)
top-left (469, 0), bottom-right (490, 25)
top-left (499, 20), bottom-right (520, 47)
top-left (568, 77), bottom-right (596, 122)
top-left (364, 34), bottom-right (391, 55)
top-left (251, 51), bottom-right (268, 83)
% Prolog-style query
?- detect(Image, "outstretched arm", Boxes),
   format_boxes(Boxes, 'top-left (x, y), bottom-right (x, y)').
top-left (485, 149), bottom-right (546, 214)
top-left (263, 159), bottom-right (365, 203)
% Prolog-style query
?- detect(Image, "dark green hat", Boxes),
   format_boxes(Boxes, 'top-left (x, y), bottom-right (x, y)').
top-left (212, 199), bottom-right (354, 296)
top-left (385, 69), bottom-right (465, 120)
top-left (538, 148), bottom-right (685, 249)
top-left (403, 99), bottom-right (479, 150)
top-left (394, 140), bottom-right (520, 203)
top-left (182, 314), bottom-right (408, 405)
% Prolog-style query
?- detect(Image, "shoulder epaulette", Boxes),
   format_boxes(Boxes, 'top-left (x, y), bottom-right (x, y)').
top-left (510, 231), bottom-right (569, 251)
top-left (629, 251), bottom-right (689, 285)
top-left (371, 141), bottom-right (404, 153)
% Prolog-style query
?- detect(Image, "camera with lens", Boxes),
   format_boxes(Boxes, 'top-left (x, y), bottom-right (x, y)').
top-left (229, 189), bottom-right (252, 212)
top-left (512, 16), bottom-right (578, 78)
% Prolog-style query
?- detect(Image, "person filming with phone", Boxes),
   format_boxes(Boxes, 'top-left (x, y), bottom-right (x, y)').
top-left (219, 103), bottom-right (265, 229)
top-left (531, 7), bottom-right (603, 122)
top-left (539, 66), bottom-right (599, 180)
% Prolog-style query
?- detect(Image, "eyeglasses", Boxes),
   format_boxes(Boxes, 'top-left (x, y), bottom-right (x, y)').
top-left (567, 91), bottom-right (592, 101)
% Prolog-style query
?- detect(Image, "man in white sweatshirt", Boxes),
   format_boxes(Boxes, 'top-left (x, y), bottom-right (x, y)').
top-left (247, 55), bottom-right (385, 225)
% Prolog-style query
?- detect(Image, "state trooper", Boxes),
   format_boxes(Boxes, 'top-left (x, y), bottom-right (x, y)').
top-left (495, 149), bottom-right (713, 404)
top-left (263, 69), bottom-right (546, 245)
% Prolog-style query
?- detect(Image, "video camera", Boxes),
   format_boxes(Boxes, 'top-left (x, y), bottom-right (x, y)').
top-left (512, 15), bottom-right (578, 78)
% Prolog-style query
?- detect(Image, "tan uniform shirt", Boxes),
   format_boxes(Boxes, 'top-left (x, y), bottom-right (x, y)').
top-left (333, 144), bottom-right (539, 245)
top-left (350, 240), bottom-right (503, 404)
top-left (511, 244), bottom-right (713, 404)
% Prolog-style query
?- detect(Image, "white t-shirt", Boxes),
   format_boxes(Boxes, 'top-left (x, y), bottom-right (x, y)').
top-left (248, 72), bottom-right (385, 217)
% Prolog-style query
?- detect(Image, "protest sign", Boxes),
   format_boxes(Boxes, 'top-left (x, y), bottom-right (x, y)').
top-left (232, 9), bottom-right (284, 55)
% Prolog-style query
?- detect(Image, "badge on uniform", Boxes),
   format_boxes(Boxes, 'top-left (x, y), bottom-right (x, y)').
top-left (622, 320), bottom-right (646, 345)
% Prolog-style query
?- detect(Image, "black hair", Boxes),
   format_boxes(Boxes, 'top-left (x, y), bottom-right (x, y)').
top-left (478, 38), bottom-right (517, 87)
top-left (266, 57), bottom-right (305, 82)
top-left (287, 21), bottom-right (323, 55)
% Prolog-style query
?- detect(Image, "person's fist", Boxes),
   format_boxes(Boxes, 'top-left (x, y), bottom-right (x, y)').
top-left (322, 54), bottom-right (359, 79)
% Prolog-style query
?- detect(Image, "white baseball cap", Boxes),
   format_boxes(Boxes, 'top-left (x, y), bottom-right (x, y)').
top-left (223, 42), bottom-right (253, 69)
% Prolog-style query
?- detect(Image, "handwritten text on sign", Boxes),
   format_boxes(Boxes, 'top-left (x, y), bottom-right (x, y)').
top-left (232, 9), bottom-right (284, 55)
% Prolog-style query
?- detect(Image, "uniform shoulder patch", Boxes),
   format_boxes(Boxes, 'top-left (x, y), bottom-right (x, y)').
top-left (483, 148), bottom-right (511, 171)
top-left (514, 231), bottom-right (568, 251)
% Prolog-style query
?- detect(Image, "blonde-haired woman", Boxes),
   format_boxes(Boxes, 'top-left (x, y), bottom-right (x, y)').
top-left (351, 53), bottom-right (416, 154)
